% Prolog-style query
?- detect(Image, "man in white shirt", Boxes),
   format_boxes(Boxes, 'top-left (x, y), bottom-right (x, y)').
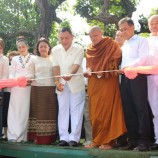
top-left (147, 15), bottom-right (158, 150)
top-left (52, 27), bottom-right (85, 147)
top-left (118, 17), bottom-right (150, 151)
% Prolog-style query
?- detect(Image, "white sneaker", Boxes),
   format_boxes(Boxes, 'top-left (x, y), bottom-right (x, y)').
top-left (83, 140), bottom-right (92, 146)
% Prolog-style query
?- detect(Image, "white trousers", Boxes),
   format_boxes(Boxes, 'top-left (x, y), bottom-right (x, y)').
top-left (7, 86), bottom-right (31, 142)
top-left (148, 76), bottom-right (158, 144)
top-left (57, 84), bottom-right (85, 143)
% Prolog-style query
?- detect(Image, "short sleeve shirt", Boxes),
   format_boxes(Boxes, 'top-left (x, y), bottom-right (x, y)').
top-left (52, 43), bottom-right (85, 94)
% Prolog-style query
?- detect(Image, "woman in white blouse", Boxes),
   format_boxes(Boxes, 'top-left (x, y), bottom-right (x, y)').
top-left (7, 36), bottom-right (33, 142)
top-left (27, 37), bottom-right (57, 145)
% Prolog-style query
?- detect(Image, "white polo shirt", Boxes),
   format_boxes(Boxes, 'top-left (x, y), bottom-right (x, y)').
top-left (52, 43), bottom-right (85, 94)
top-left (121, 34), bottom-right (149, 69)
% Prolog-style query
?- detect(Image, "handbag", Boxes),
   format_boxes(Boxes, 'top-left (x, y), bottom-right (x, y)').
top-left (0, 89), bottom-right (4, 107)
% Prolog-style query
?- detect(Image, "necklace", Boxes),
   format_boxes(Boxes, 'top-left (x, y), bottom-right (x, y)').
top-left (19, 54), bottom-right (31, 68)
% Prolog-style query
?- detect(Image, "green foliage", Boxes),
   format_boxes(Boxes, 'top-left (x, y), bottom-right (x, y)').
top-left (60, 20), bottom-right (72, 29)
top-left (0, 0), bottom-right (145, 53)
top-left (88, 20), bottom-right (104, 32)
top-left (150, 8), bottom-right (158, 15)
top-left (75, 0), bottom-right (138, 18)
top-left (0, 0), bottom-right (40, 34)
top-left (108, 1), bottom-right (126, 17)
top-left (137, 7), bottom-right (158, 34)
top-left (138, 15), bottom-right (150, 33)
top-left (3, 34), bottom-right (35, 54)
top-left (74, 0), bottom-right (139, 37)
top-left (47, 0), bottom-right (59, 5)
top-left (75, 0), bottom-right (103, 17)
top-left (57, 1), bottom-right (72, 13)
top-left (104, 24), bottom-right (117, 37)
top-left (139, 33), bottom-right (150, 38)
top-left (49, 22), bottom-right (60, 47)
top-left (0, 0), bottom-right (40, 53)
top-left (49, 20), bottom-right (72, 47)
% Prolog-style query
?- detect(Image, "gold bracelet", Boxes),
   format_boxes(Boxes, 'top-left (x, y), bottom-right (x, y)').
top-left (54, 80), bottom-right (59, 85)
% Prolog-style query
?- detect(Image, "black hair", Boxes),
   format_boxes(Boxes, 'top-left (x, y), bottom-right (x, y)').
top-left (34, 37), bottom-right (51, 56)
top-left (16, 36), bottom-right (28, 46)
top-left (59, 27), bottom-right (73, 35)
top-left (118, 17), bottom-right (134, 26)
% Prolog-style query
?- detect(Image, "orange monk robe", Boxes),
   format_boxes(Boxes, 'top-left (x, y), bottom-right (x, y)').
top-left (86, 37), bottom-right (127, 146)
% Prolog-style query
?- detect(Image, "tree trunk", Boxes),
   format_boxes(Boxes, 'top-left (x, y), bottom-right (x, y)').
top-left (35, 0), bottom-right (65, 42)
top-left (90, 0), bottom-right (137, 26)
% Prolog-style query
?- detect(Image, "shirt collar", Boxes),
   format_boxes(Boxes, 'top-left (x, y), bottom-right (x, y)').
top-left (59, 43), bottom-right (74, 52)
top-left (123, 35), bottom-right (137, 45)
top-left (150, 33), bottom-right (158, 37)
top-left (128, 34), bottom-right (137, 41)
top-left (20, 53), bottom-right (29, 58)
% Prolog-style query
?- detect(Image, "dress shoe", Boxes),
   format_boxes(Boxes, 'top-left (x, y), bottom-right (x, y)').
top-left (58, 140), bottom-right (69, 146)
top-left (150, 143), bottom-right (158, 150)
top-left (69, 141), bottom-right (78, 147)
top-left (0, 134), bottom-right (4, 139)
top-left (119, 143), bottom-right (136, 150)
top-left (20, 140), bottom-right (27, 143)
top-left (133, 144), bottom-right (149, 152)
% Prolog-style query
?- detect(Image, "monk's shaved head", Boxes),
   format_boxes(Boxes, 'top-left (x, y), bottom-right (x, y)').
top-left (89, 26), bottom-right (102, 34)
top-left (88, 26), bottom-right (103, 45)
top-left (148, 14), bottom-right (158, 23)
top-left (148, 14), bottom-right (158, 35)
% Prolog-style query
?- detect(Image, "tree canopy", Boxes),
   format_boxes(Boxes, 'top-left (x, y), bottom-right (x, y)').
top-left (0, 0), bottom-right (154, 53)
top-left (0, 0), bottom-right (65, 53)
top-left (74, 0), bottom-right (140, 36)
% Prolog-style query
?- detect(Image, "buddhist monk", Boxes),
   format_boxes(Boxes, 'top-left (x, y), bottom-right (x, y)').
top-left (84, 26), bottom-right (127, 150)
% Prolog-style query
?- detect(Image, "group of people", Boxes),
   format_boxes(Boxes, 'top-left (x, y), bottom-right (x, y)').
top-left (122, 14), bottom-right (158, 151)
top-left (0, 37), bottom-right (58, 144)
top-left (0, 14), bottom-right (158, 152)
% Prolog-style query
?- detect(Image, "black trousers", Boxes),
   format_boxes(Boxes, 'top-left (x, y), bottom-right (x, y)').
top-left (121, 74), bottom-right (150, 146)
top-left (0, 91), bottom-right (3, 136)
top-left (3, 92), bottom-right (10, 127)
top-left (0, 106), bottom-right (2, 136)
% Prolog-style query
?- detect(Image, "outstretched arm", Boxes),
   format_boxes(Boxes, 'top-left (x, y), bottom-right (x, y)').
top-left (124, 65), bottom-right (158, 79)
